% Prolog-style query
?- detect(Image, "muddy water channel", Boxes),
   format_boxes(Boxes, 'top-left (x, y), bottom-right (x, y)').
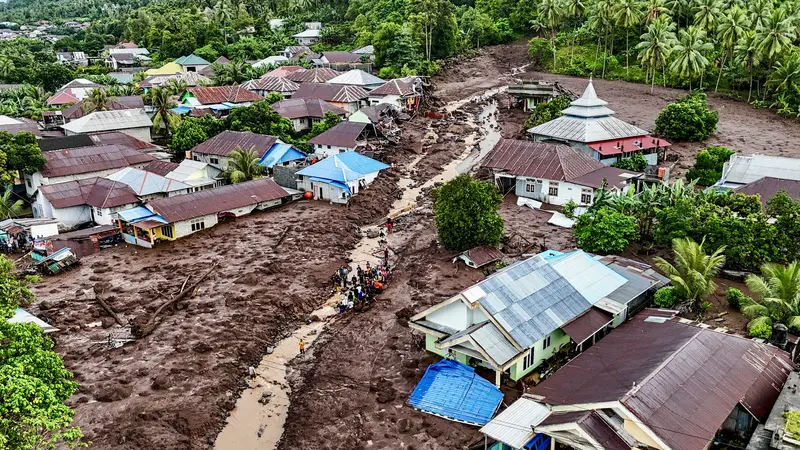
top-left (213, 92), bottom-right (502, 450)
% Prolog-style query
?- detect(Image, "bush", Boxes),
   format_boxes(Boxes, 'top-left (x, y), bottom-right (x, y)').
top-left (654, 287), bottom-right (679, 308)
top-left (654, 93), bottom-right (718, 141)
top-left (611, 153), bottom-right (648, 172)
top-left (562, 199), bottom-right (578, 219)
top-left (432, 174), bottom-right (504, 251)
top-left (527, 37), bottom-right (551, 68)
top-left (749, 322), bottom-right (773, 340)
top-left (574, 207), bottom-right (638, 253)
top-left (725, 287), bottom-right (750, 309)
top-left (523, 96), bottom-right (570, 129)
top-left (686, 146), bottom-right (735, 186)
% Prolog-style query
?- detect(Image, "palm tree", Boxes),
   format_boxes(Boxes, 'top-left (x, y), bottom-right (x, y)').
top-left (735, 30), bottom-right (762, 101)
top-left (588, 0), bottom-right (615, 76)
top-left (226, 147), bottom-right (262, 183)
top-left (756, 8), bottom-right (795, 63)
top-left (215, 0), bottom-right (234, 44)
top-left (667, 0), bottom-right (692, 28)
top-left (654, 237), bottom-right (726, 310)
top-left (166, 78), bottom-right (188, 97)
top-left (747, 0), bottom-right (773, 29)
top-left (715, 6), bottom-right (750, 91)
top-left (669, 26), bottom-right (713, 90)
top-left (767, 55), bottom-right (800, 96)
top-left (150, 88), bottom-right (181, 139)
top-left (742, 262), bottom-right (800, 331)
top-left (84, 88), bottom-right (109, 113)
top-left (645, 0), bottom-right (669, 24)
top-left (539, 0), bottom-right (565, 69)
top-left (693, 0), bottom-right (722, 29)
top-left (213, 60), bottom-right (249, 85)
top-left (0, 58), bottom-right (15, 81)
top-left (613, 0), bottom-right (645, 77)
top-left (637, 17), bottom-right (678, 91)
top-left (0, 189), bottom-right (23, 219)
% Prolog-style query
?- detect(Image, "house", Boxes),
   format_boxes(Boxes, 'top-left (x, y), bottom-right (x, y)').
top-left (198, 56), bottom-right (230, 77)
top-left (278, 46), bottom-right (311, 59)
top-left (258, 143), bottom-right (307, 169)
top-left (483, 139), bottom-right (641, 207)
top-left (144, 61), bottom-right (183, 76)
top-left (528, 80), bottom-right (670, 165)
top-left (60, 95), bottom-right (144, 122)
top-left (269, 19), bottom-right (285, 29)
top-left (264, 65), bottom-right (306, 78)
top-left (327, 69), bottom-right (385, 91)
top-left (348, 103), bottom-right (397, 126)
top-left (292, 82), bottom-right (368, 114)
top-left (42, 224), bottom-right (120, 258)
top-left (737, 177), bottom-right (800, 207)
top-left (174, 54), bottom-right (211, 73)
top-left (507, 80), bottom-right (559, 111)
top-left (351, 45), bottom-right (374, 58)
top-left (315, 51), bottom-right (362, 70)
top-left (87, 131), bottom-right (169, 160)
top-left (717, 154), bottom-right (800, 189)
top-left (0, 218), bottom-right (60, 239)
top-left (163, 159), bottom-right (224, 191)
top-left (53, 79), bottom-right (106, 101)
top-left (24, 144), bottom-right (156, 197)
top-left (9, 308), bottom-right (58, 333)
top-left (105, 167), bottom-right (192, 200)
top-left (747, 371), bottom-right (800, 450)
top-left (293, 28), bottom-right (321, 45)
top-left (108, 72), bottom-right (134, 84)
top-left (34, 177), bottom-right (140, 228)
top-left (106, 52), bottom-right (151, 70)
top-left (56, 51), bottom-right (88, 65)
top-left (0, 115), bottom-right (45, 135)
top-left (409, 250), bottom-right (667, 387)
top-left (139, 72), bottom-right (210, 92)
top-left (308, 121), bottom-right (369, 157)
top-left (481, 310), bottom-right (794, 450)
top-left (368, 77), bottom-right (424, 110)
top-left (271, 98), bottom-right (347, 132)
top-left (252, 55), bottom-right (289, 68)
top-left (189, 130), bottom-right (279, 171)
top-left (117, 178), bottom-right (292, 247)
top-left (296, 152), bottom-right (389, 203)
top-left (180, 86), bottom-right (263, 115)
top-left (61, 109), bottom-right (153, 143)
top-left (453, 246), bottom-right (505, 269)
top-left (45, 90), bottom-right (80, 107)
top-left (240, 76), bottom-right (299, 98)
top-left (113, 41), bottom-right (142, 50)
top-left (286, 68), bottom-right (343, 84)
top-left (143, 160), bottom-right (179, 176)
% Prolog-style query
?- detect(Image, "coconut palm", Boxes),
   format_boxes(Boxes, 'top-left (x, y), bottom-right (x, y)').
top-left (735, 30), bottom-right (762, 101)
top-left (213, 59), bottom-right (249, 85)
top-left (84, 88), bottom-right (109, 113)
top-left (588, 0), bottom-right (615, 76)
top-left (0, 58), bottom-right (15, 80)
top-left (669, 26), bottom-right (713, 90)
top-left (539, 0), bottom-right (565, 69)
top-left (756, 8), bottom-right (795, 63)
top-left (149, 87), bottom-right (181, 138)
top-left (637, 17), bottom-right (678, 91)
top-left (742, 262), bottom-right (800, 331)
top-left (747, 0), bottom-right (773, 29)
top-left (667, 0), bottom-right (692, 28)
top-left (767, 54), bottom-right (800, 96)
top-left (654, 237), bottom-right (726, 310)
top-left (166, 78), bottom-right (188, 96)
top-left (226, 147), bottom-right (262, 183)
top-left (613, 0), bottom-right (645, 77)
top-left (215, 0), bottom-right (234, 43)
top-left (0, 189), bottom-right (23, 219)
top-left (693, 0), bottom-right (723, 30)
top-left (645, 0), bottom-right (670, 24)
top-left (715, 6), bottom-right (750, 91)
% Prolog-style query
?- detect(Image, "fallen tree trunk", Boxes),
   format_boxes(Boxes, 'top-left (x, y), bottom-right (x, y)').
top-left (273, 226), bottom-right (291, 249)
top-left (97, 296), bottom-right (125, 327)
top-left (131, 263), bottom-right (220, 339)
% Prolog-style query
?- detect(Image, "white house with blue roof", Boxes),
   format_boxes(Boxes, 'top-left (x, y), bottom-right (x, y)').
top-left (295, 152), bottom-right (389, 203)
top-left (258, 143), bottom-right (307, 169)
top-left (410, 250), bottom-right (667, 386)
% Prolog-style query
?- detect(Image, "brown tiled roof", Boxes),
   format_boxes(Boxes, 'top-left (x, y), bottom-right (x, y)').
top-left (737, 176), bottom-right (800, 206)
top-left (461, 246), bottom-right (504, 268)
top-left (569, 166), bottom-right (641, 190)
top-left (264, 66), bottom-right (306, 78)
top-left (532, 311), bottom-right (795, 450)
top-left (560, 307), bottom-right (613, 344)
top-left (39, 177), bottom-right (139, 209)
top-left (308, 121), bottom-right (367, 148)
top-left (370, 78), bottom-right (416, 96)
top-left (186, 86), bottom-right (263, 105)
top-left (271, 98), bottom-right (347, 119)
top-left (40, 145), bottom-right (156, 178)
top-left (482, 139), bottom-right (604, 181)
top-left (38, 135), bottom-right (95, 152)
top-left (88, 131), bottom-right (156, 151)
top-left (62, 96), bottom-right (144, 120)
top-left (292, 82), bottom-right (368, 103)
top-left (322, 51), bottom-right (360, 64)
top-left (241, 76), bottom-right (299, 93)
top-left (143, 160), bottom-right (180, 176)
top-left (191, 130), bottom-right (278, 158)
top-left (286, 68), bottom-right (342, 83)
top-left (147, 178), bottom-right (287, 222)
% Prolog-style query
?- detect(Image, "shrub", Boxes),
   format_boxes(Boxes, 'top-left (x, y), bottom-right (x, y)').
top-left (725, 287), bottom-right (750, 309)
top-left (432, 174), bottom-right (504, 251)
top-left (685, 146), bottom-right (734, 186)
top-left (523, 96), bottom-right (570, 129)
top-left (562, 199), bottom-right (578, 219)
top-left (611, 153), bottom-right (648, 172)
top-left (699, 301), bottom-right (712, 314)
top-left (654, 93), bottom-right (718, 141)
top-left (749, 322), bottom-right (773, 340)
top-left (574, 207), bottom-right (638, 253)
top-left (654, 287), bottom-right (679, 308)
top-left (527, 37), bottom-right (551, 68)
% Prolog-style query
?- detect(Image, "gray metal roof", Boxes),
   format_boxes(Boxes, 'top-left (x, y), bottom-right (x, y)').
top-left (471, 322), bottom-right (519, 366)
top-left (61, 109), bottom-right (151, 134)
top-left (720, 154), bottom-right (800, 187)
top-left (480, 397), bottom-right (551, 448)
top-left (528, 115), bottom-right (647, 143)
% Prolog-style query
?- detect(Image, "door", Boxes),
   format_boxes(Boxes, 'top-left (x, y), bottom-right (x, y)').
top-left (318, 186), bottom-right (323, 199)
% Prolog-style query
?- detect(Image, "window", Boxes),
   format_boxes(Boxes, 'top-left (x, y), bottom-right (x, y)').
top-left (327, 145), bottom-right (332, 149)
top-left (161, 225), bottom-right (173, 238)
top-left (522, 349), bottom-right (535, 370)
top-left (581, 193), bottom-right (592, 203)
top-left (542, 335), bottom-right (552, 350)
top-left (95, 207), bottom-right (102, 217)
top-left (548, 183), bottom-right (559, 196)
top-left (190, 218), bottom-right (205, 232)
top-left (210, 157), bottom-right (219, 165)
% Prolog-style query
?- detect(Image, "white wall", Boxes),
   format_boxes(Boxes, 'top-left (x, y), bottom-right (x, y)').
top-left (314, 144), bottom-right (354, 158)
top-left (174, 214), bottom-right (219, 238)
top-left (295, 37), bottom-right (319, 45)
top-left (514, 177), bottom-right (595, 207)
top-left (29, 222), bottom-right (59, 238)
top-left (291, 118), bottom-right (310, 132)
top-left (94, 203), bottom-right (139, 226)
top-left (427, 301), bottom-right (470, 331)
top-left (35, 192), bottom-right (93, 229)
top-left (192, 153), bottom-right (230, 171)
top-left (369, 95), bottom-right (401, 108)
top-left (118, 127), bottom-right (152, 143)
top-left (27, 162), bottom-right (152, 196)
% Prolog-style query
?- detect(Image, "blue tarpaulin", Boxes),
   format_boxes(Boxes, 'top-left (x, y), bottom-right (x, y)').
top-left (170, 106), bottom-right (191, 115)
top-left (408, 359), bottom-right (503, 426)
top-left (259, 143), bottom-right (307, 168)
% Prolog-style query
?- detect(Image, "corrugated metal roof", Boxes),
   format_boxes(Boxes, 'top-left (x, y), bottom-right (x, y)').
top-left (470, 322), bottom-right (519, 365)
top-left (721, 155), bottom-right (800, 186)
top-left (143, 160), bottom-right (180, 176)
top-left (308, 121), bottom-right (367, 148)
top-left (174, 54), bottom-right (210, 66)
top-left (89, 131), bottom-right (157, 151)
top-left (46, 90), bottom-right (80, 106)
top-left (292, 82), bottom-right (369, 103)
top-left (327, 69), bottom-right (385, 87)
top-left (549, 251), bottom-right (627, 304)
top-left (737, 176), bottom-right (800, 206)
top-left (297, 152), bottom-right (389, 182)
top-left (39, 177), bottom-right (139, 209)
top-left (62, 96), bottom-right (144, 120)
top-left (569, 166), bottom-right (640, 190)
top-left (40, 144), bottom-right (155, 178)
top-left (292, 29), bottom-right (321, 38)
top-left (264, 65), bottom-right (306, 78)
top-left (370, 78), bottom-right (417, 96)
top-left (589, 136), bottom-right (670, 155)
top-left (106, 167), bottom-right (190, 195)
top-left (532, 312), bottom-right (795, 450)
top-left (38, 135), bottom-right (95, 152)
top-left (286, 68), bottom-right (342, 83)
top-left (529, 115), bottom-right (648, 143)
top-left (258, 144), bottom-right (306, 168)
top-left (408, 359), bottom-right (503, 426)
top-left (322, 51), bottom-right (360, 64)
top-left (480, 397), bottom-right (551, 448)
top-left (560, 307), bottom-right (613, 344)
top-left (61, 109), bottom-right (152, 134)
top-left (482, 139), bottom-right (604, 181)
top-left (241, 76), bottom-right (299, 93)
top-left (461, 246), bottom-right (504, 268)
top-left (271, 98), bottom-right (346, 119)
top-left (352, 45), bottom-right (374, 54)
top-left (191, 130), bottom-right (278, 158)
top-left (186, 86), bottom-right (263, 105)
top-left (147, 178), bottom-right (288, 223)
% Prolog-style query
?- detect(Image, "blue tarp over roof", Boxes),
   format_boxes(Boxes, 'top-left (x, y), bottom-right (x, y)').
top-left (309, 177), bottom-right (351, 194)
top-left (297, 152), bottom-right (389, 183)
top-left (259, 143), bottom-right (307, 168)
top-left (171, 106), bottom-right (191, 115)
top-left (408, 359), bottom-right (503, 426)
top-left (117, 206), bottom-right (166, 223)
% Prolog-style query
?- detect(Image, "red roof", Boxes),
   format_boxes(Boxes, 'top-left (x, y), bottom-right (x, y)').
top-left (147, 178), bottom-right (287, 222)
top-left (40, 145), bottom-right (156, 178)
top-left (569, 166), bottom-right (641, 190)
top-left (115, 41), bottom-right (138, 49)
top-left (370, 78), bottom-right (417, 96)
top-left (39, 177), bottom-right (139, 209)
top-left (88, 131), bottom-right (156, 151)
top-left (46, 90), bottom-right (80, 106)
top-left (540, 411), bottom-right (629, 450)
top-left (191, 130), bottom-right (278, 158)
top-left (62, 96), bottom-right (144, 120)
top-left (559, 307), bottom-right (613, 344)
top-left (589, 136), bottom-right (670, 156)
top-left (264, 66), bottom-right (306, 78)
top-left (308, 121), bottom-right (367, 148)
top-left (322, 51), bottom-right (360, 64)
top-left (532, 311), bottom-right (795, 450)
top-left (483, 139), bottom-right (604, 181)
top-left (286, 68), bottom-right (342, 83)
top-left (460, 246), bottom-right (504, 268)
top-left (241, 76), bottom-right (299, 93)
top-left (143, 160), bottom-right (180, 176)
top-left (186, 86), bottom-right (263, 105)
top-left (271, 98), bottom-right (346, 119)
top-left (292, 83), bottom-right (368, 103)
top-left (737, 177), bottom-right (800, 206)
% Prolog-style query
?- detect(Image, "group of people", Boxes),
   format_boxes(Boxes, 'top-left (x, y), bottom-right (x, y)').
top-left (332, 257), bottom-right (391, 313)
top-left (0, 233), bottom-right (32, 254)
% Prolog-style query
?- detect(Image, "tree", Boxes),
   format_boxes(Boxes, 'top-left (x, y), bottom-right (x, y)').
top-left (654, 93), bottom-right (718, 141)
top-left (225, 147), bottom-right (262, 183)
top-left (212, 59), bottom-right (249, 85)
top-left (0, 255), bottom-right (83, 449)
top-left (1, 131), bottom-right (45, 176)
top-left (170, 118), bottom-right (210, 157)
top-left (669, 26), bottom-right (713, 89)
top-left (742, 262), bottom-right (800, 331)
top-left (432, 174), bottom-right (504, 251)
top-left (636, 17), bottom-right (677, 91)
top-left (653, 237), bottom-right (726, 310)
top-left (539, 0), bottom-right (565, 69)
top-left (305, 111), bottom-right (341, 139)
top-left (150, 88), bottom-right (181, 139)
top-left (613, 0), bottom-right (644, 77)
top-left (735, 30), bottom-right (762, 102)
top-left (84, 88), bottom-right (109, 113)
top-left (0, 58), bottom-right (15, 81)
top-left (756, 8), bottom-right (795, 63)
top-left (693, 0), bottom-right (722, 30)
top-left (611, 152), bottom-right (648, 171)
top-left (685, 146), bottom-right (734, 185)
top-left (0, 189), bottom-right (23, 219)
top-left (715, 6), bottom-right (749, 91)
top-left (574, 206), bottom-right (638, 253)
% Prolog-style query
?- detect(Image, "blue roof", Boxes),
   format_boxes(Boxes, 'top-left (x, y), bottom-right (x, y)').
top-left (408, 359), bottom-right (503, 426)
top-left (309, 177), bottom-right (351, 194)
top-left (171, 106), bottom-right (191, 115)
top-left (259, 143), bottom-right (307, 168)
top-left (117, 206), bottom-right (166, 224)
top-left (175, 54), bottom-right (210, 66)
top-left (296, 153), bottom-right (389, 183)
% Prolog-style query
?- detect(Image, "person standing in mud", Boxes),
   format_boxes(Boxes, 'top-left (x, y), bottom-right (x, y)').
top-left (299, 339), bottom-right (306, 354)
top-left (386, 217), bottom-right (393, 234)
